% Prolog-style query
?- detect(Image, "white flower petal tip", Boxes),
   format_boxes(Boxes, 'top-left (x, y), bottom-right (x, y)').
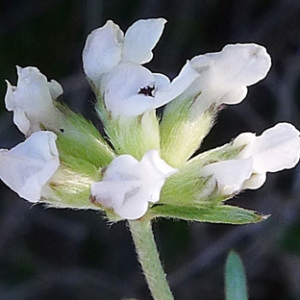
top-left (236, 123), bottom-right (300, 174)
top-left (252, 123), bottom-right (300, 173)
top-left (91, 150), bottom-right (177, 220)
top-left (242, 173), bottom-right (267, 190)
top-left (102, 62), bottom-right (198, 117)
top-left (5, 66), bottom-right (64, 136)
top-left (217, 44), bottom-right (271, 86)
top-left (0, 131), bottom-right (60, 202)
top-left (122, 18), bottom-right (167, 64)
top-left (83, 18), bottom-right (166, 87)
top-left (83, 20), bottom-right (123, 85)
top-left (187, 43), bottom-right (271, 107)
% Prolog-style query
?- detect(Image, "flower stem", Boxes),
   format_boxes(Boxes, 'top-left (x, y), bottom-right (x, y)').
top-left (128, 219), bottom-right (174, 300)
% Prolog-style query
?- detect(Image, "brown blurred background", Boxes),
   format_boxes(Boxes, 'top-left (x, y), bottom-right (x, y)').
top-left (1, 0), bottom-right (300, 299)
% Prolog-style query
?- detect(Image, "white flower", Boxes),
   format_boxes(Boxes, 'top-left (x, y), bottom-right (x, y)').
top-left (180, 43), bottom-right (272, 112)
top-left (83, 18), bottom-right (198, 117)
top-left (202, 123), bottom-right (300, 194)
top-left (101, 62), bottom-right (198, 117)
top-left (83, 18), bottom-right (166, 87)
top-left (0, 131), bottom-right (60, 202)
top-left (91, 149), bottom-right (177, 219)
top-left (234, 123), bottom-right (300, 189)
top-left (5, 66), bottom-right (65, 136)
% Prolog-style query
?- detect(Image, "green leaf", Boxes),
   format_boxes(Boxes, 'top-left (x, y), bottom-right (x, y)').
top-left (225, 251), bottom-right (248, 300)
top-left (149, 204), bottom-right (268, 224)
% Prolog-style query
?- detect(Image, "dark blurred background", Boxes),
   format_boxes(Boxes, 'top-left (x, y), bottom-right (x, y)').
top-left (1, 0), bottom-right (300, 299)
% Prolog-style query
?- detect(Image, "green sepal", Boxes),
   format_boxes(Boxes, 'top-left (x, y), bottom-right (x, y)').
top-left (55, 104), bottom-right (115, 171)
top-left (97, 101), bottom-right (160, 160)
top-left (38, 104), bottom-right (116, 211)
top-left (41, 163), bottom-right (101, 210)
top-left (225, 251), bottom-right (248, 300)
top-left (160, 94), bottom-right (216, 167)
top-left (160, 142), bottom-right (248, 207)
top-left (149, 204), bottom-right (268, 224)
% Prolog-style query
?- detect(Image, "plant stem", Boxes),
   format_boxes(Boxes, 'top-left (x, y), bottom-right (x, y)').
top-left (128, 219), bottom-right (174, 300)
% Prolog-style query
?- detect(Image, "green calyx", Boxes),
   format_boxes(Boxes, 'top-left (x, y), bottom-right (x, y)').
top-left (159, 140), bottom-right (245, 207)
top-left (160, 94), bottom-right (216, 168)
top-left (96, 96), bottom-right (160, 160)
top-left (55, 104), bottom-right (115, 170)
top-left (41, 163), bottom-right (99, 210)
top-left (40, 104), bottom-right (116, 211)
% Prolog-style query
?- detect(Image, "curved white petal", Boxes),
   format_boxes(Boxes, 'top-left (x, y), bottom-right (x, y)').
top-left (48, 79), bottom-right (63, 99)
top-left (232, 132), bottom-right (256, 157)
top-left (5, 66), bottom-right (65, 136)
top-left (153, 73), bottom-right (170, 90)
top-left (202, 158), bottom-right (253, 195)
top-left (219, 87), bottom-right (248, 105)
top-left (91, 180), bottom-right (142, 209)
top-left (185, 43), bottom-right (271, 109)
top-left (139, 149), bottom-right (178, 202)
top-left (115, 196), bottom-right (149, 220)
top-left (154, 69), bottom-right (199, 107)
top-left (102, 62), bottom-right (197, 117)
top-left (103, 154), bottom-right (140, 180)
top-left (235, 123), bottom-right (300, 173)
top-left (102, 62), bottom-right (155, 117)
top-left (122, 18), bottom-right (167, 64)
top-left (0, 131), bottom-right (59, 202)
top-left (83, 20), bottom-right (123, 86)
top-left (249, 123), bottom-right (300, 173)
top-left (242, 173), bottom-right (267, 190)
top-left (91, 150), bottom-right (177, 219)
top-left (194, 44), bottom-right (271, 87)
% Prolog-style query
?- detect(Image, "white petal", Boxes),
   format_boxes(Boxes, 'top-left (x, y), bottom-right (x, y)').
top-left (188, 43), bottom-right (271, 107)
top-left (191, 43), bottom-right (271, 87)
top-left (0, 131), bottom-right (59, 202)
top-left (5, 66), bottom-right (65, 135)
top-left (91, 150), bottom-right (177, 219)
top-left (219, 87), bottom-right (248, 105)
top-left (115, 197), bottom-right (149, 220)
top-left (91, 179), bottom-right (142, 210)
top-left (102, 62), bottom-right (155, 117)
top-left (48, 79), bottom-right (63, 99)
top-left (139, 149), bottom-right (177, 203)
top-left (232, 132), bottom-right (256, 157)
top-left (103, 62), bottom-right (197, 117)
top-left (92, 179), bottom-right (149, 220)
top-left (153, 68), bottom-right (199, 107)
top-left (242, 173), bottom-right (267, 190)
top-left (122, 18), bottom-right (166, 64)
top-left (250, 123), bottom-right (300, 173)
top-left (153, 73), bottom-right (170, 90)
top-left (103, 154), bottom-right (140, 181)
top-left (202, 158), bottom-right (253, 195)
top-left (83, 20), bottom-right (123, 85)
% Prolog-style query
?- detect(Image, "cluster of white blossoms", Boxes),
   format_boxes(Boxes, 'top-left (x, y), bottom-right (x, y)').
top-left (1, 18), bottom-right (300, 222)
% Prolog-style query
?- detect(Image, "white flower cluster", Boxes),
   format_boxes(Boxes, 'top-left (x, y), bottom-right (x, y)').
top-left (1, 18), bottom-right (300, 221)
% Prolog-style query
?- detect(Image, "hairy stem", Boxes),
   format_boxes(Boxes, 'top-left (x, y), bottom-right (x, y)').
top-left (128, 219), bottom-right (174, 300)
